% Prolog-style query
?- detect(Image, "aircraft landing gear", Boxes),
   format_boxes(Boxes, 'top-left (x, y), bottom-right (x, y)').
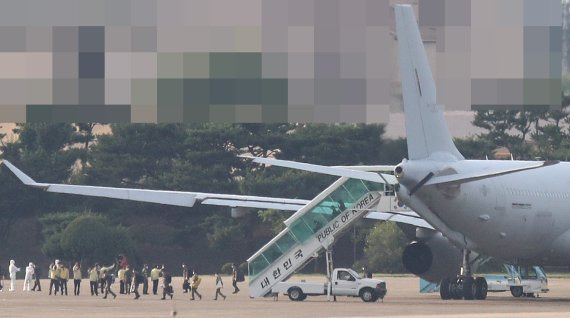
top-left (439, 250), bottom-right (488, 300)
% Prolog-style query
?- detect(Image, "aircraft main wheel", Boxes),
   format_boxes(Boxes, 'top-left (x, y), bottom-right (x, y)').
top-left (510, 286), bottom-right (523, 298)
top-left (288, 287), bottom-right (305, 301)
top-left (462, 277), bottom-right (476, 300)
top-left (475, 277), bottom-right (488, 300)
top-left (451, 279), bottom-right (463, 300)
top-left (440, 278), bottom-right (452, 300)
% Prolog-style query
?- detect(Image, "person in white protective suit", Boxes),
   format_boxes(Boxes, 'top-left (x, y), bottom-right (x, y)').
top-left (23, 262), bottom-right (34, 291)
top-left (8, 260), bottom-right (20, 292)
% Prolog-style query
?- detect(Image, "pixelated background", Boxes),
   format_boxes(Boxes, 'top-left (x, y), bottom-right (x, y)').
top-left (0, 0), bottom-right (564, 123)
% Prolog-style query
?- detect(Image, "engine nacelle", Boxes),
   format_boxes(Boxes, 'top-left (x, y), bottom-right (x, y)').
top-left (401, 232), bottom-right (462, 283)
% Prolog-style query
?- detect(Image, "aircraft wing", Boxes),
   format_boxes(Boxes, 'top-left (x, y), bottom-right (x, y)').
top-left (1, 160), bottom-right (309, 211)
top-left (365, 211), bottom-right (434, 229)
top-left (242, 156), bottom-right (397, 184)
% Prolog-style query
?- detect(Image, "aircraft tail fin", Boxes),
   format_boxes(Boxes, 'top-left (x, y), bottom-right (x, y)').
top-left (394, 5), bottom-right (463, 161)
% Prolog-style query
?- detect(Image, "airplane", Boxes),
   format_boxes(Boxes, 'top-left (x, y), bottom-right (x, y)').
top-left (2, 4), bottom-right (566, 301)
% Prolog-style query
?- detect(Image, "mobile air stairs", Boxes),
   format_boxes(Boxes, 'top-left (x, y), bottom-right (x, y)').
top-left (247, 176), bottom-right (399, 298)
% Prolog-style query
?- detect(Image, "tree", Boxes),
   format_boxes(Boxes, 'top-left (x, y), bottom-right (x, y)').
top-left (40, 212), bottom-right (135, 265)
top-left (363, 222), bottom-right (407, 273)
top-left (0, 124), bottom-right (84, 249)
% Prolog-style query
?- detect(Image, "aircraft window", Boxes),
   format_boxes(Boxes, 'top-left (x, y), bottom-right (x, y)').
top-left (337, 270), bottom-right (355, 281)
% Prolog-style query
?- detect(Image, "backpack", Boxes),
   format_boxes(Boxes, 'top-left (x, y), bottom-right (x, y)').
top-left (164, 273), bottom-right (172, 284)
top-left (236, 270), bottom-right (245, 282)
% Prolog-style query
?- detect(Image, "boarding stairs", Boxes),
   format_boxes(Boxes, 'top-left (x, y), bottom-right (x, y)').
top-left (247, 176), bottom-right (386, 298)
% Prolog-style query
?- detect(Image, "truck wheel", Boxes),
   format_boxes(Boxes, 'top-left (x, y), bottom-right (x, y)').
top-left (510, 286), bottom-right (523, 298)
top-left (288, 287), bottom-right (305, 301)
top-left (360, 288), bottom-right (376, 302)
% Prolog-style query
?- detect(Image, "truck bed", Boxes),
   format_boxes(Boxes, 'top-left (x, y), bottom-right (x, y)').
top-left (272, 281), bottom-right (328, 295)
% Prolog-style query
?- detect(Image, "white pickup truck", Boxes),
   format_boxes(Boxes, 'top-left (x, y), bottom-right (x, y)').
top-left (272, 268), bottom-right (387, 302)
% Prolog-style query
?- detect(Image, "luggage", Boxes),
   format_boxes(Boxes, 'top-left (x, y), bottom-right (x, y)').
top-left (236, 270), bottom-right (245, 282)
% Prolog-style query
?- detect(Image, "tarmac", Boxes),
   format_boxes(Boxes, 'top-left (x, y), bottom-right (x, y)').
top-left (3, 275), bottom-right (570, 317)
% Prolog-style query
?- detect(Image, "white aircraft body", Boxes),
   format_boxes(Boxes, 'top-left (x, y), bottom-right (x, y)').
top-left (3, 5), bottom-right (567, 301)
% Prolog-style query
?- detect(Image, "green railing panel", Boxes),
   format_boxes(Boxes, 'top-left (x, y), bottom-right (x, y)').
top-left (290, 218), bottom-right (314, 243)
top-left (362, 180), bottom-right (385, 192)
top-left (328, 185), bottom-right (357, 209)
top-left (275, 231), bottom-right (298, 252)
top-left (301, 210), bottom-right (330, 233)
top-left (343, 178), bottom-right (370, 201)
top-left (262, 243), bottom-right (284, 264)
top-left (249, 255), bottom-right (270, 277)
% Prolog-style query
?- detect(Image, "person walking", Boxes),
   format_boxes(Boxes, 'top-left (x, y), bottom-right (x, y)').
top-left (8, 260), bottom-right (20, 292)
top-left (125, 266), bottom-right (133, 295)
top-left (88, 265), bottom-right (99, 296)
top-left (0, 263), bottom-right (4, 292)
top-left (60, 263), bottom-right (69, 296)
top-left (160, 267), bottom-right (173, 300)
top-left (23, 262), bottom-right (34, 291)
top-left (31, 264), bottom-right (41, 291)
top-left (141, 264), bottom-right (149, 295)
top-left (73, 262), bottom-right (82, 296)
top-left (231, 263), bottom-right (241, 294)
top-left (48, 263), bottom-right (58, 295)
top-left (213, 273), bottom-right (226, 300)
top-left (132, 268), bottom-right (144, 300)
top-left (190, 271), bottom-right (202, 300)
top-left (182, 264), bottom-right (190, 293)
top-left (118, 266), bottom-right (126, 294)
top-left (99, 263), bottom-right (106, 294)
top-left (101, 264), bottom-right (116, 299)
top-left (150, 265), bottom-right (161, 295)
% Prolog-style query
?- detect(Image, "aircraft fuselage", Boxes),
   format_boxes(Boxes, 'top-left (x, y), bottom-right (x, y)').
top-left (401, 159), bottom-right (570, 266)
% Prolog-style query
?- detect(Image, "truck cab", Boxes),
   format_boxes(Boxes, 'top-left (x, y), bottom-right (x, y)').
top-left (332, 268), bottom-right (387, 301)
top-left (272, 268), bottom-right (387, 302)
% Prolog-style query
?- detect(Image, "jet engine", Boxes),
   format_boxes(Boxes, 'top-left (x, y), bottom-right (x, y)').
top-left (401, 231), bottom-right (462, 283)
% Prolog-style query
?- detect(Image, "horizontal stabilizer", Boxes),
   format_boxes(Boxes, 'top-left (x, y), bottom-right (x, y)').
top-left (243, 156), bottom-right (396, 184)
top-left (425, 161), bottom-right (559, 186)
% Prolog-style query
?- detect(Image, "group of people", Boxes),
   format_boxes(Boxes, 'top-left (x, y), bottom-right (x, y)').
top-left (0, 260), bottom-right (43, 293)
top-left (0, 258), bottom-right (245, 302)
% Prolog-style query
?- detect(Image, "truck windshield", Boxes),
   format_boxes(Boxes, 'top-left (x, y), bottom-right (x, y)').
top-left (347, 268), bottom-right (361, 279)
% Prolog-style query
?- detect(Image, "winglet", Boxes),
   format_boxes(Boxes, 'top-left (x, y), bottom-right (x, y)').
top-left (2, 160), bottom-right (47, 188)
